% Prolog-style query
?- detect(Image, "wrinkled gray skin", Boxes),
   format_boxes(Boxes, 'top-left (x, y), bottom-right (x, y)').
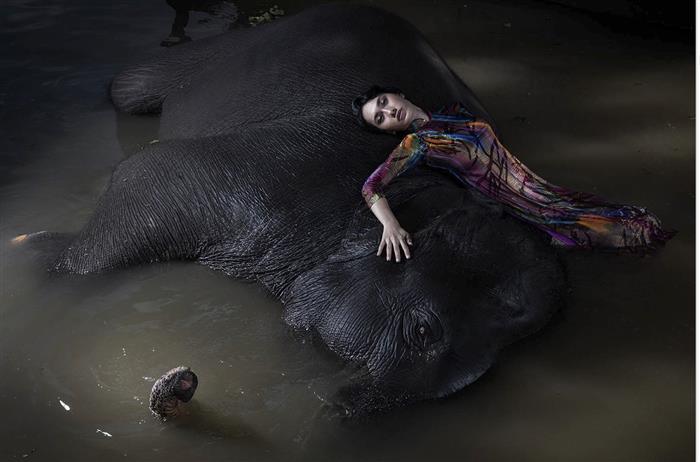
top-left (51, 4), bottom-right (566, 415)
top-left (149, 366), bottom-right (198, 420)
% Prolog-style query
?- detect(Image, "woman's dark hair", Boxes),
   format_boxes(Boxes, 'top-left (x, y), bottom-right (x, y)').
top-left (351, 85), bottom-right (404, 134)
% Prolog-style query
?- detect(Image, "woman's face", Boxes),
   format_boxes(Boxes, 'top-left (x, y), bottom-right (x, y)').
top-left (361, 93), bottom-right (423, 133)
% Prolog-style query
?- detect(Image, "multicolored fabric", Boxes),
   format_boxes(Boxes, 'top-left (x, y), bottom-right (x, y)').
top-left (361, 102), bottom-right (674, 250)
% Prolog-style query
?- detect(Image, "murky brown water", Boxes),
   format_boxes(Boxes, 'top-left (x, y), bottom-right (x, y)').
top-left (0, 1), bottom-right (693, 461)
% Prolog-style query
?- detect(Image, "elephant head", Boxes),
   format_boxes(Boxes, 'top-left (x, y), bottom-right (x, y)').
top-left (283, 170), bottom-right (566, 414)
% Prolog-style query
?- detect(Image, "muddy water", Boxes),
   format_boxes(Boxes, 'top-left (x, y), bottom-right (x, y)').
top-left (0, 1), bottom-right (693, 461)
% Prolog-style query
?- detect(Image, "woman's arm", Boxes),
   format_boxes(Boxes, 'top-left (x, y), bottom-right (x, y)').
top-left (361, 133), bottom-right (424, 262)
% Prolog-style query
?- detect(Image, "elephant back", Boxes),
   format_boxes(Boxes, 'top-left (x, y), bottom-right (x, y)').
top-left (153, 4), bottom-right (493, 140)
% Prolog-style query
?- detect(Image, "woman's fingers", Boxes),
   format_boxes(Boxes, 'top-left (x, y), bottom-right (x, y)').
top-left (399, 236), bottom-right (411, 259)
top-left (392, 238), bottom-right (401, 262)
top-left (377, 238), bottom-right (386, 257)
top-left (378, 228), bottom-right (413, 262)
top-left (385, 239), bottom-right (393, 261)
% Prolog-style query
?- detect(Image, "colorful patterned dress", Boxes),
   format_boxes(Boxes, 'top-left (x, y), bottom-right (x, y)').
top-left (361, 102), bottom-right (674, 251)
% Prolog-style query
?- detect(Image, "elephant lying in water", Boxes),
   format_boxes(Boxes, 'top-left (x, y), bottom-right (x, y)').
top-left (39, 4), bottom-right (566, 416)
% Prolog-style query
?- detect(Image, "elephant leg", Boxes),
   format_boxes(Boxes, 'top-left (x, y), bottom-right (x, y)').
top-left (110, 30), bottom-right (239, 115)
top-left (53, 139), bottom-right (223, 274)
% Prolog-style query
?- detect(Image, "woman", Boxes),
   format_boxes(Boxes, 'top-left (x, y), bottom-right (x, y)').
top-left (351, 85), bottom-right (674, 262)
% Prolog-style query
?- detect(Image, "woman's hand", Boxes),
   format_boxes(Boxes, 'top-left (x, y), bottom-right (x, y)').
top-left (378, 220), bottom-right (413, 262)
top-left (366, 196), bottom-right (413, 262)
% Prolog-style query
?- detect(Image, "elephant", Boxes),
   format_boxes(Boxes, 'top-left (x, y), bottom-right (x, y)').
top-left (33, 3), bottom-right (566, 416)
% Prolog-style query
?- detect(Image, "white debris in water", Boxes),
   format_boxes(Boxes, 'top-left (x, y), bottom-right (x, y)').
top-left (312, 391), bottom-right (329, 404)
top-left (121, 348), bottom-right (127, 357)
top-left (142, 376), bottom-right (155, 382)
top-left (58, 399), bottom-right (71, 411)
top-left (96, 429), bottom-right (113, 438)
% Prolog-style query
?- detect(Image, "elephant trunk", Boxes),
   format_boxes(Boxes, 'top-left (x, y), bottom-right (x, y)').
top-left (149, 366), bottom-right (199, 420)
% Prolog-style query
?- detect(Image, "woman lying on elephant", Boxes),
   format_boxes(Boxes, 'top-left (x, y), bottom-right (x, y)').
top-left (352, 85), bottom-right (675, 262)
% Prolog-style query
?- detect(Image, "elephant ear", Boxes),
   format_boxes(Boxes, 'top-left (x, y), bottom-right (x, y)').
top-left (422, 207), bottom-right (568, 346)
top-left (487, 263), bottom-right (568, 346)
top-left (331, 165), bottom-right (506, 264)
top-left (416, 195), bottom-right (538, 261)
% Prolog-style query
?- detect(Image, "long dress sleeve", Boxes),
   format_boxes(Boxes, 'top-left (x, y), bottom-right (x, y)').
top-left (424, 120), bottom-right (674, 250)
top-left (361, 133), bottom-right (426, 208)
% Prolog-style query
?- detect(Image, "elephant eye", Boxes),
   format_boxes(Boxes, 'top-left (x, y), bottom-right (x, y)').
top-left (413, 322), bottom-right (433, 349)
top-left (402, 308), bottom-right (442, 350)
